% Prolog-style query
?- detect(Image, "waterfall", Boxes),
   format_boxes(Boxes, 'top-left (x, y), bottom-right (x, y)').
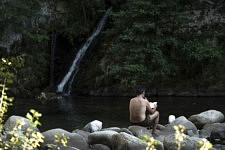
top-left (57, 7), bottom-right (112, 93)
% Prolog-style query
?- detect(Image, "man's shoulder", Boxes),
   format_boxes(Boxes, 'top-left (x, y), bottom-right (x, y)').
top-left (130, 97), bottom-right (136, 102)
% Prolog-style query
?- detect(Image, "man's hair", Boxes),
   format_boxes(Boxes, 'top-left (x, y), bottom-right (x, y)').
top-left (136, 87), bottom-right (145, 95)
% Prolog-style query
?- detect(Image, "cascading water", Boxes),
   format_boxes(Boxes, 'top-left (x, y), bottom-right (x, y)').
top-left (57, 7), bottom-right (112, 94)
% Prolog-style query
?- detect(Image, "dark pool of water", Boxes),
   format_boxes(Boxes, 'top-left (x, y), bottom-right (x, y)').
top-left (7, 96), bottom-right (225, 132)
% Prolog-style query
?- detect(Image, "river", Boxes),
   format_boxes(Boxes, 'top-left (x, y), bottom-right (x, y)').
top-left (7, 96), bottom-right (225, 132)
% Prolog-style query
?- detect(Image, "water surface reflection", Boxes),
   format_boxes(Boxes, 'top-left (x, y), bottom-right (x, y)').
top-left (8, 96), bottom-right (225, 132)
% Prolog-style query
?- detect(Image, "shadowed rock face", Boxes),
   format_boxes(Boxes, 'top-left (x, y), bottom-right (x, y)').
top-left (210, 126), bottom-right (225, 144)
top-left (199, 123), bottom-right (225, 139)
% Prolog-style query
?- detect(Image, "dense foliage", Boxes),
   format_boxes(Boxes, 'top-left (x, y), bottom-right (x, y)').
top-left (1, 0), bottom-right (225, 95)
top-left (91, 0), bottom-right (225, 90)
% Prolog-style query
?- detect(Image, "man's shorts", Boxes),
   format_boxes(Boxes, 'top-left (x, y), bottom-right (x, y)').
top-left (131, 115), bottom-right (152, 127)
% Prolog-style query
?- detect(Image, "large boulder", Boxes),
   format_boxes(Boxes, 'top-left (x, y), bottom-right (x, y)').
top-left (111, 132), bottom-right (148, 150)
top-left (83, 120), bottom-right (102, 133)
top-left (40, 144), bottom-right (79, 150)
top-left (188, 110), bottom-right (225, 128)
top-left (163, 134), bottom-right (199, 150)
top-left (163, 116), bottom-right (198, 134)
top-left (210, 126), bottom-right (225, 144)
top-left (3, 115), bottom-right (41, 149)
top-left (3, 115), bottom-right (38, 132)
top-left (72, 129), bottom-right (90, 142)
top-left (199, 123), bottom-right (225, 139)
top-left (41, 128), bottom-right (89, 150)
top-left (88, 130), bottom-right (118, 148)
top-left (213, 144), bottom-right (225, 150)
top-left (102, 127), bottom-right (121, 132)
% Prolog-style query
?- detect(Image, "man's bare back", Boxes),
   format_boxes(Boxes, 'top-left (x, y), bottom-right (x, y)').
top-left (129, 87), bottom-right (159, 135)
top-left (129, 96), bottom-right (151, 123)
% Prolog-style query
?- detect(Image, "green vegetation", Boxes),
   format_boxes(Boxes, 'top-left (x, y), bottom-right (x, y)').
top-left (142, 135), bottom-right (160, 150)
top-left (0, 58), bottom-right (69, 149)
top-left (174, 125), bottom-right (186, 150)
top-left (0, 58), bottom-right (15, 127)
top-left (1, 0), bottom-right (225, 95)
top-left (93, 0), bottom-right (225, 90)
top-left (2, 109), bottom-right (44, 149)
top-left (53, 133), bottom-right (69, 148)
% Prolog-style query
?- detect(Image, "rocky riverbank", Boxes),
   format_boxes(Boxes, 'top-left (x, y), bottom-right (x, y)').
top-left (1, 110), bottom-right (225, 150)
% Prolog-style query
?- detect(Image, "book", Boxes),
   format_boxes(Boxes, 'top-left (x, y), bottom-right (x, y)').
top-left (149, 102), bottom-right (157, 109)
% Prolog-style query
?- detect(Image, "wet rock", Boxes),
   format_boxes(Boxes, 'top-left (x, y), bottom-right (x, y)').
top-left (36, 92), bottom-right (63, 103)
top-left (188, 110), bottom-right (225, 128)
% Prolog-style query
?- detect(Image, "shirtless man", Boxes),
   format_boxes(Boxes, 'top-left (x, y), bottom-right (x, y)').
top-left (129, 87), bottom-right (159, 135)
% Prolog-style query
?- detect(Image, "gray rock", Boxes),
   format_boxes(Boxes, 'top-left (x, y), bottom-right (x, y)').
top-left (102, 127), bottom-right (133, 135)
top-left (83, 120), bottom-right (102, 133)
top-left (72, 129), bottom-right (90, 142)
top-left (188, 110), bottom-right (225, 128)
top-left (3, 115), bottom-right (39, 132)
top-left (199, 123), bottom-right (225, 139)
top-left (41, 128), bottom-right (89, 150)
top-left (213, 144), bottom-right (225, 150)
top-left (163, 134), bottom-right (198, 150)
top-left (91, 144), bottom-right (111, 150)
top-left (102, 127), bottom-right (121, 132)
top-left (40, 144), bottom-right (79, 150)
top-left (163, 116), bottom-right (198, 134)
top-left (88, 130), bottom-right (118, 148)
top-left (120, 128), bottom-right (133, 135)
top-left (128, 125), bottom-right (152, 138)
top-left (111, 132), bottom-right (148, 150)
top-left (157, 124), bottom-right (166, 130)
top-left (210, 127), bottom-right (225, 144)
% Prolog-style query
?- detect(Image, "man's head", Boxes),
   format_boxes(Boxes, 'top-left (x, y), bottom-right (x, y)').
top-left (136, 87), bottom-right (145, 96)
